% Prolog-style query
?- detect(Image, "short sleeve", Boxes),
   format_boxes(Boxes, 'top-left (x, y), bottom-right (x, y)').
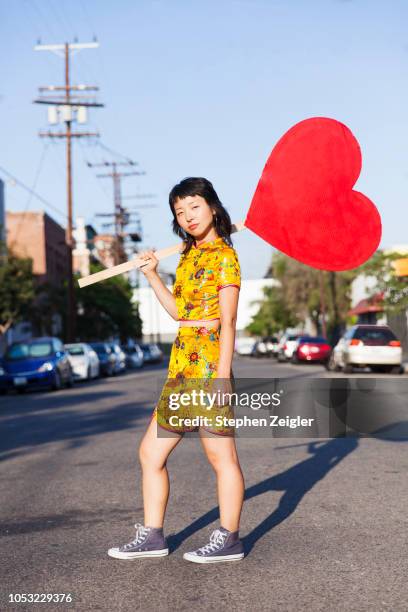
top-left (217, 249), bottom-right (241, 291)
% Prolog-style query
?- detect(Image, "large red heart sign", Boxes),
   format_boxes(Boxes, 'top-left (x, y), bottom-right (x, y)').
top-left (245, 117), bottom-right (382, 271)
top-left (78, 116), bottom-right (382, 288)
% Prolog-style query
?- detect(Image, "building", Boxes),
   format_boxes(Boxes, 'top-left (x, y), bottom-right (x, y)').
top-left (73, 216), bottom-right (91, 277)
top-left (4, 211), bottom-right (69, 346)
top-left (348, 291), bottom-right (385, 325)
top-left (6, 211), bottom-right (68, 287)
top-left (93, 233), bottom-right (117, 269)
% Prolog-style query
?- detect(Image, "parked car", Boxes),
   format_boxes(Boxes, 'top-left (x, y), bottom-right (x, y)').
top-left (276, 333), bottom-right (303, 362)
top-left (89, 342), bottom-right (116, 377)
top-left (0, 361), bottom-right (6, 394)
top-left (121, 344), bottom-right (144, 369)
top-left (252, 336), bottom-right (280, 358)
top-left (291, 336), bottom-right (332, 364)
top-left (65, 343), bottom-right (100, 381)
top-left (0, 337), bottom-right (74, 392)
top-left (326, 325), bottom-right (403, 374)
top-left (0, 358), bottom-right (7, 394)
top-left (140, 343), bottom-right (163, 364)
top-left (235, 337), bottom-right (257, 356)
top-left (107, 342), bottom-right (127, 374)
top-left (267, 336), bottom-right (280, 357)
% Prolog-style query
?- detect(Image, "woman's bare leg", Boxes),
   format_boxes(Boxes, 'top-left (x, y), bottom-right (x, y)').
top-left (199, 429), bottom-right (245, 532)
top-left (138, 415), bottom-right (184, 528)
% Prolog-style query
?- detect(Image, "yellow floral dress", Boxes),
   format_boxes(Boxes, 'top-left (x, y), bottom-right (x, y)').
top-left (151, 236), bottom-right (241, 435)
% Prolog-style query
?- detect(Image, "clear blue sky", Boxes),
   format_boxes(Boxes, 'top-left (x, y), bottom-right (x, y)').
top-left (1, 0), bottom-right (408, 283)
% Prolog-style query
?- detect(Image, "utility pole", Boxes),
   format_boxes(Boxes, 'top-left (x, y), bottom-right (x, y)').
top-left (88, 160), bottom-right (146, 265)
top-left (34, 41), bottom-right (103, 342)
top-left (125, 197), bottom-right (160, 292)
top-left (118, 196), bottom-right (159, 290)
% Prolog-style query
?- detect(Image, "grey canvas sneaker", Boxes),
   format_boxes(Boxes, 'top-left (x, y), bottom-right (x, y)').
top-left (183, 526), bottom-right (244, 563)
top-left (108, 523), bottom-right (169, 559)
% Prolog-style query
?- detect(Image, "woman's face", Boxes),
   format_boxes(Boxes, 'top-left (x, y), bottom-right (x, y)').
top-left (173, 195), bottom-right (215, 238)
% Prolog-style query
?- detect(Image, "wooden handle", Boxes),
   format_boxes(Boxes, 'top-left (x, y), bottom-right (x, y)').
top-left (78, 220), bottom-right (247, 288)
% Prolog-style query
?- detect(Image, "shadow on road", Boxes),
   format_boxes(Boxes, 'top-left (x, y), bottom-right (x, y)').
top-left (168, 420), bottom-right (407, 555)
top-left (0, 388), bottom-right (154, 463)
top-left (168, 436), bottom-right (358, 554)
top-left (241, 436), bottom-right (358, 554)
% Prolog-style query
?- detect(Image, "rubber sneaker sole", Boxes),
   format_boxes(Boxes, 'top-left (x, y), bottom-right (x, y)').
top-left (108, 547), bottom-right (169, 559)
top-left (183, 551), bottom-right (244, 563)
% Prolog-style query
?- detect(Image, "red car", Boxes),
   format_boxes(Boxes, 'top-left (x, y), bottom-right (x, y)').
top-left (291, 336), bottom-right (332, 364)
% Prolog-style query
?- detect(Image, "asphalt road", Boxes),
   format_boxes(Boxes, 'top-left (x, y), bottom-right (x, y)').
top-left (1, 356), bottom-right (407, 611)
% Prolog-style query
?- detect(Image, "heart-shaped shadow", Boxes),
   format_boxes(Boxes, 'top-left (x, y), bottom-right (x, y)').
top-left (245, 117), bottom-right (382, 271)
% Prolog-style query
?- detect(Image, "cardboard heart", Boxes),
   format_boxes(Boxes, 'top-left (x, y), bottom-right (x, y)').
top-left (245, 117), bottom-right (382, 271)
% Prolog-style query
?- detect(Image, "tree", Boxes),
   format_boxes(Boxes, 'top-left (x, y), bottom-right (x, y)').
top-left (75, 262), bottom-right (142, 342)
top-left (246, 284), bottom-right (299, 335)
top-left (29, 281), bottom-right (66, 338)
top-left (0, 247), bottom-right (35, 338)
top-left (248, 252), bottom-right (358, 343)
top-left (356, 249), bottom-right (408, 314)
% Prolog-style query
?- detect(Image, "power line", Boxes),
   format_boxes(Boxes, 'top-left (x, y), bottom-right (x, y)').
top-left (12, 142), bottom-right (51, 243)
top-left (88, 159), bottom-right (145, 265)
top-left (79, 0), bottom-right (96, 38)
top-left (77, 138), bottom-right (112, 206)
top-left (77, 1), bottom-right (108, 84)
top-left (48, 0), bottom-right (101, 86)
top-left (47, 0), bottom-right (73, 40)
top-left (30, 0), bottom-right (60, 41)
top-left (0, 163), bottom-right (67, 220)
top-left (97, 141), bottom-right (139, 164)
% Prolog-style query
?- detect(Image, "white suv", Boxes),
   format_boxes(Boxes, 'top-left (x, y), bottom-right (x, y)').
top-left (326, 325), bottom-right (403, 374)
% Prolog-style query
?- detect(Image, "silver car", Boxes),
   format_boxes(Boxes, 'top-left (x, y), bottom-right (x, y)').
top-left (276, 334), bottom-right (302, 362)
top-left (235, 337), bottom-right (257, 356)
top-left (122, 344), bottom-right (144, 369)
top-left (65, 342), bottom-right (100, 381)
top-left (108, 343), bottom-right (127, 374)
top-left (253, 336), bottom-right (280, 358)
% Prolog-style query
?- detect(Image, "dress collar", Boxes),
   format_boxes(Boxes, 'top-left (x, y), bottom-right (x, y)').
top-left (192, 236), bottom-right (225, 250)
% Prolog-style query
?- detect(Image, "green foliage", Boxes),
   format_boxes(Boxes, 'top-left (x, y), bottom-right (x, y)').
top-left (0, 246), bottom-right (142, 342)
top-left (247, 252), bottom-right (359, 342)
top-left (29, 281), bottom-right (66, 338)
top-left (0, 247), bottom-right (35, 336)
top-left (75, 262), bottom-right (142, 342)
top-left (246, 284), bottom-right (298, 335)
top-left (356, 250), bottom-right (408, 314)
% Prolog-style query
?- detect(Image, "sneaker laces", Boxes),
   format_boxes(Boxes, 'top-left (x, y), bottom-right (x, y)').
top-left (198, 529), bottom-right (227, 554)
top-left (122, 523), bottom-right (149, 550)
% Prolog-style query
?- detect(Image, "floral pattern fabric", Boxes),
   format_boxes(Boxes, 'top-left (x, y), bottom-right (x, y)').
top-left (173, 236), bottom-right (241, 321)
top-left (151, 326), bottom-right (235, 435)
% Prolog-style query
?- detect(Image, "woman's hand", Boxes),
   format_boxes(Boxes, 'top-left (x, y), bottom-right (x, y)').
top-left (138, 249), bottom-right (159, 278)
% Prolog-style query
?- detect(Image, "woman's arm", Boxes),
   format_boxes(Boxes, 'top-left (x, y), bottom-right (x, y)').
top-left (139, 249), bottom-right (178, 321)
top-left (217, 285), bottom-right (240, 377)
top-left (145, 270), bottom-right (178, 321)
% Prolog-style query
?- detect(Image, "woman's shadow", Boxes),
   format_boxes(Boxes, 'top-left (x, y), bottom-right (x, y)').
top-left (168, 435), bottom-right (358, 555)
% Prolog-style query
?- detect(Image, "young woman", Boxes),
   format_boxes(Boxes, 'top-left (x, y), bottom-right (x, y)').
top-left (108, 177), bottom-right (245, 564)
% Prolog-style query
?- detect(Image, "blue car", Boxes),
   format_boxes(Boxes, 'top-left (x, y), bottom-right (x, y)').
top-left (0, 337), bottom-right (74, 393)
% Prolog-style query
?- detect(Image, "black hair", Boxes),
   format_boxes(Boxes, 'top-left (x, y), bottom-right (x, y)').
top-left (169, 177), bottom-right (233, 255)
